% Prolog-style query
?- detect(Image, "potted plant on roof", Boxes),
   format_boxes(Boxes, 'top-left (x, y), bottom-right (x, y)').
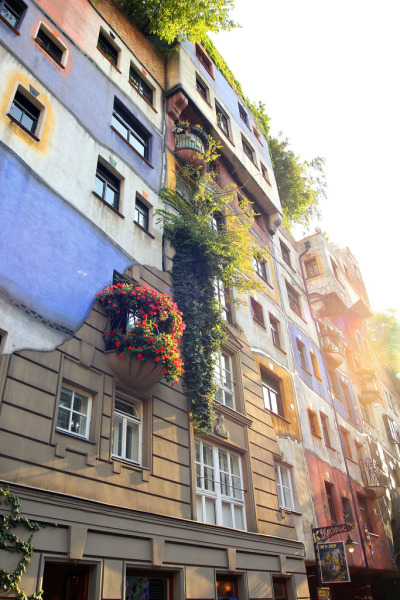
top-left (97, 283), bottom-right (185, 389)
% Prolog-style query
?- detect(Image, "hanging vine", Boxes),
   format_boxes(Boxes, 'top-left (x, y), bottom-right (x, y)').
top-left (0, 488), bottom-right (48, 600)
top-left (157, 138), bottom-right (267, 431)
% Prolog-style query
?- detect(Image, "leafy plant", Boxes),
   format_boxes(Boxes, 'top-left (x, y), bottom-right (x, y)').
top-left (97, 284), bottom-right (185, 385)
top-left (157, 137), bottom-right (267, 430)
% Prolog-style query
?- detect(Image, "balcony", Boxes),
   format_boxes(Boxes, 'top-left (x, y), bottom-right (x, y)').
top-left (320, 330), bottom-right (345, 370)
top-left (358, 368), bottom-right (381, 405)
top-left (172, 122), bottom-right (208, 171)
top-left (359, 458), bottom-right (389, 500)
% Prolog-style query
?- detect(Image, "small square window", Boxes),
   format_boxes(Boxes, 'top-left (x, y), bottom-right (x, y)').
top-left (129, 65), bottom-right (153, 104)
top-left (35, 24), bottom-right (66, 65)
top-left (250, 297), bottom-right (264, 325)
top-left (242, 137), bottom-right (255, 163)
top-left (216, 103), bottom-right (230, 138)
top-left (275, 464), bottom-right (294, 510)
top-left (238, 103), bottom-right (249, 125)
top-left (56, 384), bottom-right (91, 439)
top-left (0, 0), bottom-right (26, 30)
top-left (304, 256), bottom-right (319, 278)
top-left (8, 86), bottom-right (45, 140)
top-left (195, 44), bottom-right (213, 76)
top-left (94, 162), bottom-right (120, 210)
top-left (196, 75), bottom-right (208, 101)
top-left (320, 413), bottom-right (331, 446)
top-left (113, 397), bottom-right (142, 464)
top-left (216, 575), bottom-right (239, 599)
top-left (262, 372), bottom-right (284, 417)
top-left (135, 196), bottom-right (149, 230)
top-left (261, 163), bottom-right (270, 184)
top-left (296, 339), bottom-right (308, 370)
top-left (112, 99), bottom-right (150, 160)
top-left (270, 315), bottom-right (281, 348)
top-left (97, 30), bottom-right (119, 66)
top-left (252, 256), bottom-right (269, 283)
top-left (280, 240), bottom-right (291, 265)
top-left (309, 351), bottom-right (321, 379)
top-left (286, 283), bottom-right (302, 316)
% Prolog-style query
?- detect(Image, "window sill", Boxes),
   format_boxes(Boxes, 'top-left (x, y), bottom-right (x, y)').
top-left (290, 307), bottom-right (307, 324)
top-left (111, 125), bottom-right (154, 169)
top-left (55, 428), bottom-right (95, 443)
top-left (346, 456), bottom-right (357, 464)
top-left (305, 273), bottom-right (320, 280)
top-left (134, 220), bottom-right (155, 239)
top-left (7, 113), bottom-right (40, 141)
top-left (301, 367), bottom-right (313, 376)
top-left (0, 14), bottom-right (20, 34)
top-left (262, 175), bottom-right (271, 185)
top-left (217, 124), bottom-right (235, 146)
top-left (266, 410), bottom-right (291, 425)
top-left (240, 115), bottom-right (251, 131)
top-left (97, 46), bottom-right (121, 73)
top-left (128, 80), bottom-right (157, 113)
top-left (93, 191), bottom-right (125, 218)
top-left (326, 444), bottom-right (336, 451)
top-left (311, 431), bottom-right (323, 440)
top-left (35, 38), bottom-right (65, 69)
top-left (273, 342), bottom-right (287, 355)
top-left (243, 152), bottom-right (260, 171)
top-left (252, 315), bottom-right (266, 328)
top-left (197, 88), bottom-right (212, 109)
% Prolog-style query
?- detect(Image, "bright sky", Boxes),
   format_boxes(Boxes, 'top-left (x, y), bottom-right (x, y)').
top-left (210, 0), bottom-right (400, 318)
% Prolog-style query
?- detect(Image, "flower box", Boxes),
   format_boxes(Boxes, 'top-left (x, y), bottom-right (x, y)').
top-left (105, 351), bottom-right (165, 390)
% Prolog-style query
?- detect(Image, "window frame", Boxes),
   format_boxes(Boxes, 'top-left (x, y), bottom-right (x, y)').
top-left (309, 350), bottom-right (321, 379)
top-left (94, 161), bottom-right (121, 211)
top-left (357, 494), bottom-right (374, 533)
top-left (112, 396), bottom-right (142, 465)
top-left (286, 283), bottom-right (302, 316)
top-left (195, 439), bottom-right (246, 530)
top-left (325, 481), bottom-right (338, 523)
top-left (112, 99), bottom-right (150, 161)
top-left (238, 103), bottom-right (249, 126)
top-left (308, 409), bottom-right (319, 437)
top-left (135, 196), bottom-right (150, 230)
top-left (7, 85), bottom-right (45, 141)
top-left (250, 296), bottom-right (264, 326)
top-left (214, 279), bottom-right (232, 324)
top-left (262, 371), bottom-right (284, 417)
top-left (216, 103), bottom-right (230, 138)
top-left (195, 44), bottom-right (213, 76)
top-left (242, 137), bottom-right (256, 164)
top-left (0, 0), bottom-right (26, 32)
top-left (252, 255), bottom-right (269, 283)
top-left (275, 464), bottom-right (295, 511)
top-left (214, 351), bottom-right (235, 409)
top-left (260, 163), bottom-right (270, 184)
top-left (340, 427), bottom-right (352, 459)
top-left (56, 384), bottom-right (92, 440)
top-left (97, 30), bottom-right (119, 67)
top-left (296, 339), bottom-right (308, 371)
top-left (304, 256), bottom-right (319, 279)
top-left (280, 241), bottom-right (291, 266)
top-left (196, 75), bottom-right (209, 102)
top-left (129, 65), bottom-right (153, 105)
top-left (269, 314), bottom-right (281, 348)
top-left (35, 23), bottom-right (67, 67)
top-left (320, 412), bottom-right (332, 447)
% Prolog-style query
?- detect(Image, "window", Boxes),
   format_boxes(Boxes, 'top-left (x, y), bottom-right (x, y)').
top-left (214, 352), bottom-right (235, 409)
top-left (195, 439), bottom-right (245, 529)
top-left (252, 256), bottom-right (269, 283)
top-left (42, 563), bottom-right (94, 599)
top-left (35, 25), bottom-right (65, 65)
top-left (261, 163), bottom-right (270, 183)
top-left (262, 372), bottom-right (284, 417)
top-left (126, 572), bottom-right (170, 600)
top-left (129, 66), bottom-right (153, 104)
top-left (0, 0), bottom-right (26, 30)
top-left (216, 104), bottom-right (229, 137)
top-left (8, 89), bottom-right (41, 135)
top-left (216, 575), bottom-right (238, 600)
top-left (214, 280), bottom-right (231, 323)
top-left (195, 44), bottom-right (212, 75)
top-left (94, 162), bottom-right (120, 210)
top-left (341, 382), bottom-right (353, 419)
top-left (280, 241), bottom-right (291, 266)
top-left (304, 257), bottom-right (319, 278)
top-left (242, 137), bottom-right (255, 163)
top-left (355, 441), bottom-right (364, 464)
top-left (113, 397), bottom-right (141, 464)
top-left (309, 351), bottom-right (321, 379)
top-left (325, 482), bottom-right (337, 523)
top-left (286, 283), bottom-right (302, 316)
top-left (270, 315), bottom-right (281, 348)
top-left (97, 30), bottom-right (118, 66)
top-left (238, 103), bottom-right (249, 125)
top-left (330, 257), bottom-right (340, 281)
top-left (135, 196), bottom-right (149, 230)
top-left (342, 496), bottom-right (354, 524)
top-left (308, 410), bottom-right (318, 436)
top-left (56, 385), bottom-right (91, 439)
top-left (296, 339), bottom-right (308, 370)
top-left (112, 100), bottom-right (149, 160)
top-left (340, 428), bottom-right (352, 459)
top-left (253, 126), bottom-right (262, 145)
top-left (358, 495), bottom-right (374, 532)
top-left (250, 297), bottom-right (264, 325)
top-left (360, 398), bottom-right (373, 425)
top-left (320, 413), bottom-right (332, 447)
top-left (275, 465), bottom-right (294, 510)
top-left (196, 75), bottom-right (208, 101)
top-left (273, 578), bottom-right (289, 600)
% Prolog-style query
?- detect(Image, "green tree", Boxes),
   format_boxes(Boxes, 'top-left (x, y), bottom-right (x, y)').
top-left (114, 0), bottom-right (237, 43)
top-left (367, 309), bottom-right (400, 394)
top-left (268, 134), bottom-right (327, 231)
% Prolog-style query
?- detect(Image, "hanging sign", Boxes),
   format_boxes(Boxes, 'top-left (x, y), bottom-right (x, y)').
top-left (318, 541), bottom-right (351, 583)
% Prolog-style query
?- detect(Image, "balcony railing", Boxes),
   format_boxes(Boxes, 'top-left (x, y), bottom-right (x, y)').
top-left (358, 368), bottom-right (381, 404)
top-left (320, 330), bottom-right (345, 370)
top-left (359, 458), bottom-right (389, 499)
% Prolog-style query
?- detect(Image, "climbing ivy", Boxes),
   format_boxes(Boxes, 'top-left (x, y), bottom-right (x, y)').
top-left (157, 138), bottom-right (267, 430)
top-left (0, 489), bottom-right (48, 600)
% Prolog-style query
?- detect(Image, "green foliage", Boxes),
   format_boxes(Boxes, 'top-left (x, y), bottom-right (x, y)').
top-left (268, 135), bottom-right (326, 231)
top-left (113, 0), bottom-right (237, 43)
top-left (157, 139), bottom-right (266, 430)
top-left (367, 309), bottom-right (400, 394)
top-left (0, 489), bottom-right (48, 600)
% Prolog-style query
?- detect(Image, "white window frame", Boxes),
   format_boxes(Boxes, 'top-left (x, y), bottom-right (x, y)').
top-left (112, 397), bottom-right (142, 464)
top-left (214, 352), bottom-right (235, 409)
top-left (195, 439), bottom-right (246, 530)
top-left (56, 384), bottom-right (92, 439)
top-left (275, 464), bottom-right (295, 511)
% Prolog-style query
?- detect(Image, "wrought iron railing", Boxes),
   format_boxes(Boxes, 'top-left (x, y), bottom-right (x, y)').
top-left (359, 458), bottom-right (388, 489)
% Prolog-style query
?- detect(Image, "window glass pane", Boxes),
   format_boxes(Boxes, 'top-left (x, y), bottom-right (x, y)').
top-left (71, 413), bottom-right (86, 436)
top-left (196, 495), bottom-right (203, 521)
top-left (20, 111), bottom-right (35, 132)
top-left (125, 421), bottom-right (139, 462)
top-left (126, 577), bottom-right (167, 600)
top-left (112, 114), bottom-right (128, 139)
top-left (9, 102), bottom-right (23, 122)
top-left (233, 504), bottom-right (244, 530)
top-left (222, 502), bottom-right (233, 527)
top-left (205, 497), bottom-right (216, 524)
top-left (2, 3), bottom-right (19, 27)
top-left (57, 407), bottom-right (69, 430)
top-left (113, 415), bottom-right (123, 457)
top-left (129, 134), bottom-right (146, 157)
top-left (94, 173), bottom-right (104, 197)
top-left (104, 184), bottom-right (117, 207)
top-left (60, 387), bottom-right (72, 408)
top-left (73, 391), bottom-right (88, 414)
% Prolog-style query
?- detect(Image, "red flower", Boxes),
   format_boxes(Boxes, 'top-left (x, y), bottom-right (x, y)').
top-left (164, 370), bottom-right (168, 374)
top-left (138, 354), bottom-right (142, 358)
top-left (118, 353), bottom-right (124, 358)
top-left (155, 358), bottom-right (160, 362)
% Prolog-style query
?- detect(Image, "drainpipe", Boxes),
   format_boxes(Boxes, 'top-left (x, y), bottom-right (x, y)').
top-left (298, 241), bottom-right (369, 571)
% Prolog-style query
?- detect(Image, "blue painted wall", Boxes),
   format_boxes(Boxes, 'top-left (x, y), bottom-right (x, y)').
top-left (1, 1), bottom-right (162, 190)
top-left (0, 149), bottom-right (132, 330)
top-left (182, 41), bottom-right (274, 169)
top-left (289, 323), bottom-right (330, 401)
